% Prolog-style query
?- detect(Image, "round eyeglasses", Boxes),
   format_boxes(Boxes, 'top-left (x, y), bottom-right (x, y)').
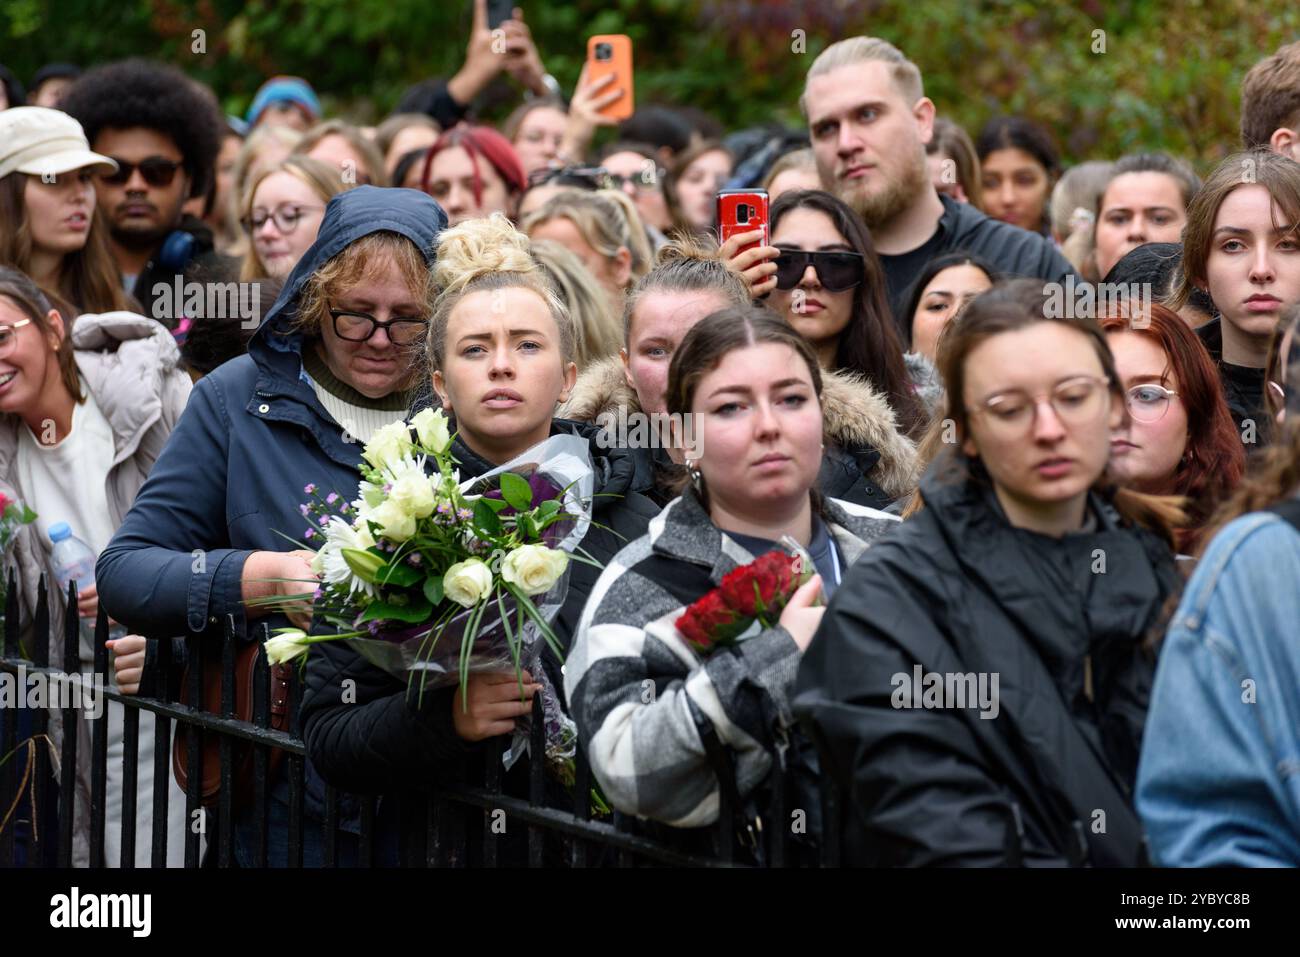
top-left (971, 375), bottom-right (1111, 436)
top-left (1125, 383), bottom-right (1180, 423)
top-left (0, 318), bottom-right (33, 357)
top-left (242, 205), bottom-right (324, 235)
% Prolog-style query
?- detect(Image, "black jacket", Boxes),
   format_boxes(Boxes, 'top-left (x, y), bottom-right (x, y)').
top-left (1196, 318), bottom-right (1268, 442)
top-left (882, 195), bottom-right (1075, 333)
top-left (300, 419), bottom-right (659, 857)
top-left (792, 451), bottom-right (1181, 866)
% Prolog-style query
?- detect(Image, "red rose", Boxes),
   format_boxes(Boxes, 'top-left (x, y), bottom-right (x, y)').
top-left (677, 590), bottom-right (739, 653)
top-left (0, 493), bottom-right (10, 515)
top-left (720, 551), bottom-right (797, 618)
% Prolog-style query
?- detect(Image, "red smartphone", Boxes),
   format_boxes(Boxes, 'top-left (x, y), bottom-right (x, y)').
top-left (587, 35), bottom-right (634, 121)
top-left (717, 189), bottom-right (770, 254)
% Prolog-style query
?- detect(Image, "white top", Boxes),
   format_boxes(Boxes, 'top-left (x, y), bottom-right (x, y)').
top-left (16, 382), bottom-right (118, 558)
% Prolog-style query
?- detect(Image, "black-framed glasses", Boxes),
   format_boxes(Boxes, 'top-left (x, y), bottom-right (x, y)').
top-left (99, 156), bottom-right (182, 187)
top-left (1126, 383), bottom-right (1180, 423)
top-left (772, 250), bottom-right (865, 293)
top-left (328, 306), bottom-right (427, 345)
top-left (242, 204), bottom-right (324, 235)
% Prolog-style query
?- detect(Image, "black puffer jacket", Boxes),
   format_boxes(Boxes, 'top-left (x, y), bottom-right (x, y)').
top-left (300, 419), bottom-right (659, 854)
top-left (792, 451), bottom-right (1180, 867)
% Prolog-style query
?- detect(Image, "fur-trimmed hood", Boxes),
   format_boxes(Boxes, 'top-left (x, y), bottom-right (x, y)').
top-left (560, 355), bottom-right (640, 423)
top-left (817, 369), bottom-right (919, 499)
top-left (560, 357), bottom-right (920, 500)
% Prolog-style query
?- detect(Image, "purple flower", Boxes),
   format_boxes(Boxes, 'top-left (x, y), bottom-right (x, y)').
top-left (326, 492), bottom-right (340, 505)
top-left (313, 587), bottom-right (324, 600)
top-left (437, 501), bottom-right (452, 514)
top-left (299, 504), bottom-right (310, 517)
top-left (304, 483), bottom-right (317, 495)
top-left (304, 529), bottom-right (316, 539)
top-left (483, 472), bottom-right (563, 516)
top-left (456, 508), bottom-right (472, 521)
top-left (407, 553), bottom-right (422, 567)
top-left (367, 620), bottom-right (381, 636)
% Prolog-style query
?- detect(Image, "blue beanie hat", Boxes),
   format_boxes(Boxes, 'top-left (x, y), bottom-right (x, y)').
top-left (245, 76), bottom-right (321, 127)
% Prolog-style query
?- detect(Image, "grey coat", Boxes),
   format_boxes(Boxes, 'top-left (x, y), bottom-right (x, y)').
top-left (0, 311), bottom-right (192, 663)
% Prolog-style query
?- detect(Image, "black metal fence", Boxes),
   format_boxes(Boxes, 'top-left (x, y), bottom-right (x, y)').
top-left (1, 571), bottom-right (841, 868)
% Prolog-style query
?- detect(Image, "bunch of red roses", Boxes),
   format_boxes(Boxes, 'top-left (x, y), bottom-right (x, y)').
top-left (676, 550), bottom-right (810, 656)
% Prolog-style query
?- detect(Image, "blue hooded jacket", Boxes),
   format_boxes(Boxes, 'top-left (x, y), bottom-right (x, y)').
top-left (98, 186), bottom-right (447, 642)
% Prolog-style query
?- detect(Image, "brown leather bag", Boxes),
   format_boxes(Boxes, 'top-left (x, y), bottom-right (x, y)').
top-left (172, 639), bottom-right (293, 808)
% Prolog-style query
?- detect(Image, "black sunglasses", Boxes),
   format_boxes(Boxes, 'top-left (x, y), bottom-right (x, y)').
top-left (526, 165), bottom-right (612, 191)
top-left (773, 250), bottom-right (864, 293)
top-left (99, 156), bottom-right (183, 188)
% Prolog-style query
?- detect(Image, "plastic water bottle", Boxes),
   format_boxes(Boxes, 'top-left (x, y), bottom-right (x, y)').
top-left (48, 522), bottom-right (126, 643)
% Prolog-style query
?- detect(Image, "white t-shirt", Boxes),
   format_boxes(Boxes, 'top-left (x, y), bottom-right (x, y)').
top-left (16, 384), bottom-right (118, 558)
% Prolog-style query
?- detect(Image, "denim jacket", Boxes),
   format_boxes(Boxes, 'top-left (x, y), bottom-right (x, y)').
top-left (1136, 507), bottom-right (1300, 866)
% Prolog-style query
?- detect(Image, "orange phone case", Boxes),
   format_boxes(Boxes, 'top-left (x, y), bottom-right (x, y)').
top-left (587, 34), bottom-right (634, 122)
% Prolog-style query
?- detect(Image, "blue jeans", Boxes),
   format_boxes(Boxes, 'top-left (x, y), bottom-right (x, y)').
top-left (233, 796), bottom-right (357, 868)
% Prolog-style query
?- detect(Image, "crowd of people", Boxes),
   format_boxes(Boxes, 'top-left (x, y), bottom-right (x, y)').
top-left (2, 5), bottom-right (1299, 868)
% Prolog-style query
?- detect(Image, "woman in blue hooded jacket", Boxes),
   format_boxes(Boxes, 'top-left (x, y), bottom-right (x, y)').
top-left (97, 186), bottom-right (448, 866)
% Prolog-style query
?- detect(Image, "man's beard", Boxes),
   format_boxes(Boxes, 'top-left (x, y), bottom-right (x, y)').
top-left (836, 150), bottom-right (929, 230)
top-left (109, 220), bottom-right (173, 252)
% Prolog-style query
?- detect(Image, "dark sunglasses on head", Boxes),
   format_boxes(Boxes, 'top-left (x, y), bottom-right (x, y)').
top-left (773, 250), bottom-right (865, 293)
top-left (99, 156), bottom-right (182, 187)
top-left (526, 165), bottom-right (611, 191)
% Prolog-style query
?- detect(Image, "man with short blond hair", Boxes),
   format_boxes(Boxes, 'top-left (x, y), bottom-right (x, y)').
top-left (802, 37), bottom-right (1073, 327)
top-left (1240, 41), bottom-right (1300, 160)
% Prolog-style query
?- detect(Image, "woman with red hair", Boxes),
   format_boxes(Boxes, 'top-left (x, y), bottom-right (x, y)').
top-left (419, 125), bottom-right (526, 225)
top-left (1102, 304), bottom-right (1245, 553)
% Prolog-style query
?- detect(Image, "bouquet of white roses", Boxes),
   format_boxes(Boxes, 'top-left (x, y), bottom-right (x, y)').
top-left (257, 407), bottom-right (601, 779)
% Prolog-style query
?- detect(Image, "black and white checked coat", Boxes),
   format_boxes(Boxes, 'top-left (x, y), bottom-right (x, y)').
top-left (564, 488), bottom-right (897, 827)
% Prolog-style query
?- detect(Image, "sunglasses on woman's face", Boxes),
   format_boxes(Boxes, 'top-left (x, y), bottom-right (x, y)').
top-left (772, 249), bottom-right (865, 293)
top-left (98, 156), bottom-right (182, 188)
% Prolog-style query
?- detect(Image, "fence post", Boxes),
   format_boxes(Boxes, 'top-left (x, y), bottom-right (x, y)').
top-left (251, 636), bottom-right (272, 867)
top-left (56, 582), bottom-right (79, 867)
top-left (150, 630), bottom-right (172, 867)
top-left (0, 568), bottom-right (21, 867)
top-left (217, 618), bottom-right (236, 867)
top-left (527, 693), bottom-right (545, 867)
top-left (89, 614), bottom-right (109, 868)
top-left (183, 631), bottom-right (204, 867)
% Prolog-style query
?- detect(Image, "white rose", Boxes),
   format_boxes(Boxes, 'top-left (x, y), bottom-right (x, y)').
top-left (370, 499), bottom-right (416, 542)
top-left (265, 630), bottom-right (310, 665)
top-left (361, 420), bottom-right (414, 472)
top-left (500, 544), bottom-right (568, 596)
top-left (411, 407), bottom-right (452, 453)
top-left (389, 471), bottom-right (436, 519)
top-left (443, 558), bottom-right (494, 607)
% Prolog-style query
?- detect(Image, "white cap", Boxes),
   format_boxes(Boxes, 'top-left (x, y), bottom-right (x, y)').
top-left (0, 106), bottom-right (119, 180)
